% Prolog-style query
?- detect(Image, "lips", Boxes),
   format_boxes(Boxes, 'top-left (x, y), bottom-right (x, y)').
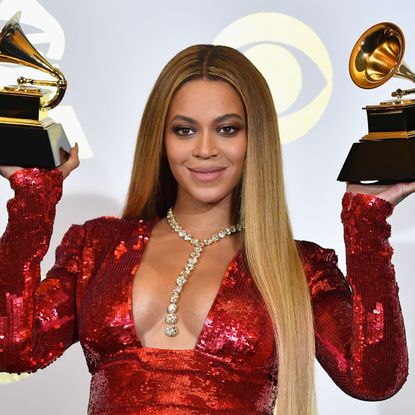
top-left (187, 166), bottom-right (226, 173)
top-left (187, 166), bottom-right (226, 182)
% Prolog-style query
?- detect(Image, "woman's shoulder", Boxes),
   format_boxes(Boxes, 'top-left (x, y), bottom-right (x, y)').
top-left (57, 216), bottom-right (155, 263)
top-left (82, 215), bottom-right (153, 233)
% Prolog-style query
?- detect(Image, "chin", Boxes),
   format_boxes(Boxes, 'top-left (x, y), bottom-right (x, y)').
top-left (186, 188), bottom-right (233, 206)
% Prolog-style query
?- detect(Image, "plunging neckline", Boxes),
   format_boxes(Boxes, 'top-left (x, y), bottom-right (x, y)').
top-left (128, 217), bottom-right (242, 353)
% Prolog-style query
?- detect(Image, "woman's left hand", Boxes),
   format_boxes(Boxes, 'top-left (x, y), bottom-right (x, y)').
top-left (346, 181), bottom-right (415, 207)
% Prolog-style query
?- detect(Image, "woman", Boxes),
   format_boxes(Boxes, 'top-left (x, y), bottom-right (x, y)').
top-left (0, 44), bottom-right (412, 415)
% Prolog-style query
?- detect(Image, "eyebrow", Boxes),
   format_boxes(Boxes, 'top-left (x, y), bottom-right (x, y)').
top-left (170, 113), bottom-right (245, 124)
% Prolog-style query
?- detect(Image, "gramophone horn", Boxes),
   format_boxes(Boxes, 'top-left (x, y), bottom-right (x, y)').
top-left (0, 12), bottom-right (67, 110)
top-left (349, 22), bottom-right (415, 90)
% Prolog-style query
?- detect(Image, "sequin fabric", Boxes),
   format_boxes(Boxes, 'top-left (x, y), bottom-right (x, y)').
top-left (0, 169), bottom-right (408, 414)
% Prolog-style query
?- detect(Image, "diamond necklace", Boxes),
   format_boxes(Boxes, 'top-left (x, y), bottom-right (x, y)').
top-left (164, 207), bottom-right (244, 337)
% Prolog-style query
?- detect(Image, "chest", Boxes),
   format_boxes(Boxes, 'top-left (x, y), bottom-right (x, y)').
top-left (77, 219), bottom-right (276, 369)
top-left (132, 236), bottom-right (241, 348)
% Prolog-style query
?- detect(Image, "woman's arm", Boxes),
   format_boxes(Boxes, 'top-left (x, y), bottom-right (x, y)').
top-left (0, 168), bottom-right (85, 373)
top-left (0, 147), bottom-right (81, 374)
top-left (299, 192), bottom-right (408, 400)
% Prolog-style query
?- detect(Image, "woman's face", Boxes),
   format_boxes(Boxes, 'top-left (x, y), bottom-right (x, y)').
top-left (164, 79), bottom-right (247, 207)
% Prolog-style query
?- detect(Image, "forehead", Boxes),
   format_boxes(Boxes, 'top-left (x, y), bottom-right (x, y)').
top-left (167, 79), bottom-right (245, 120)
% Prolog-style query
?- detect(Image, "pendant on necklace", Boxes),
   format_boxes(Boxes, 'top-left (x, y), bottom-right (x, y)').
top-left (164, 208), bottom-right (243, 337)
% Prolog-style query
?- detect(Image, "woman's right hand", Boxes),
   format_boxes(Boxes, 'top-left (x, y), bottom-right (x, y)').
top-left (0, 143), bottom-right (80, 181)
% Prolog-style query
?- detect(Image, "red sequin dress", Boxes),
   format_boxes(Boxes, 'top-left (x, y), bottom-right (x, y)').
top-left (0, 169), bottom-right (408, 414)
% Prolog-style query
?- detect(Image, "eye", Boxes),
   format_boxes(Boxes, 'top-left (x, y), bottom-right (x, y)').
top-left (172, 126), bottom-right (195, 137)
top-left (218, 125), bottom-right (239, 136)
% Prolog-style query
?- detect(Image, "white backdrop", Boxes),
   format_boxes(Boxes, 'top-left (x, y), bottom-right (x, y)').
top-left (0, 0), bottom-right (414, 413)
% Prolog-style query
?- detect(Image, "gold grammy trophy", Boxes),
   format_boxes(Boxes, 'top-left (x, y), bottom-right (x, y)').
top-left (337, 22), bottom-right (415, 182)
top-left (0, 12), bottom-right (70, 168)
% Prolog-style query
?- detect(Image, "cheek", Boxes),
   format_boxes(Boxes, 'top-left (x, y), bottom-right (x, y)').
top-left (233, 142), bottom-right (247, 183)
top-left (230, 139), bottom-right (247, 168)
top-left (166, 155), bottom-right (182, 182)
top-left (164, 139), bottom-right (189, 185)
top-left (165, 137), bottom-right (184, 167)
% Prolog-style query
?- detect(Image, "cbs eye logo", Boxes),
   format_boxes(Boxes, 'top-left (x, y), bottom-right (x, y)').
top-left (214, 12), bottom-right (333, 144)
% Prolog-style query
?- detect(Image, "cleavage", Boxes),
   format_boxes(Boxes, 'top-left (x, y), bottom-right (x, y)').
top-left (131, 234), bottom-right (238, 350)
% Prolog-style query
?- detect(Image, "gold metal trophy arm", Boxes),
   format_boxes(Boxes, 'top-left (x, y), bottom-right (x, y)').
top-left (0, 11), bottom-right (67, 110)
top-left (392, 87), bottom-right (415, 99)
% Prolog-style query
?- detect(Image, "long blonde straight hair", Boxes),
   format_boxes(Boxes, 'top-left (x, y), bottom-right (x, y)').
top-left (123, 45), bottom-right (316, 415)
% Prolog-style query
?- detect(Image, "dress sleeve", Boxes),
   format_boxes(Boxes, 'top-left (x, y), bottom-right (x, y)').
top-left (0, 168), bottom-right (84, 374)
top-left (299, 192), bottom-right (408, 400)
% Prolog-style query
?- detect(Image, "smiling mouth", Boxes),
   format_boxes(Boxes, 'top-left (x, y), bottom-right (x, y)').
top-left (187, 167), bottom-right (226, 182)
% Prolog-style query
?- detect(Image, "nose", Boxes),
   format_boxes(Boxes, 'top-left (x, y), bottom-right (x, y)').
top-left (193, 130), bottom-right (219, 159)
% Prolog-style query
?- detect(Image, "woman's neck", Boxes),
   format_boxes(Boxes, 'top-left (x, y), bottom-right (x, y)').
top-left (172, 195), bottom-right (235, 240)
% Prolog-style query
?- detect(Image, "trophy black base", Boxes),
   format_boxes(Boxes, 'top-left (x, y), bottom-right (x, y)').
top-left (337, 138), bottom-right (415, 183)
top-left (0, 121), bottom-right (71, 169)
